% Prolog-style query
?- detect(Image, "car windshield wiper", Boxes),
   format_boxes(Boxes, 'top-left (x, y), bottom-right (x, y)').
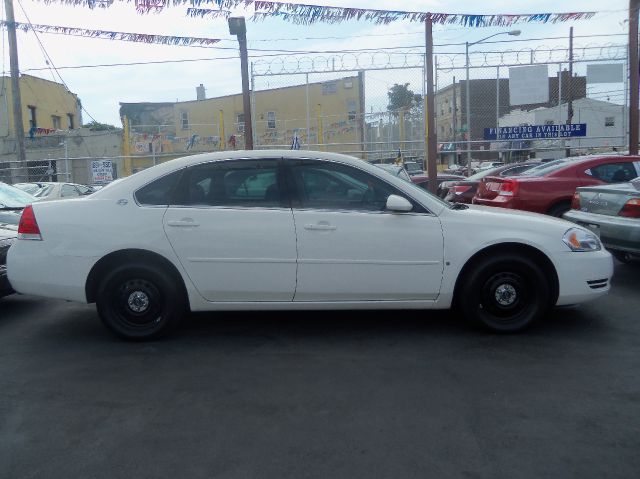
top-left (450, 202), bottom-right (469, 210)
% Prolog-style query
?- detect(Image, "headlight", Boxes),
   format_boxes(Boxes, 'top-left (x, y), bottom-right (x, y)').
top-left (562, 228), bottom-right (601, 252)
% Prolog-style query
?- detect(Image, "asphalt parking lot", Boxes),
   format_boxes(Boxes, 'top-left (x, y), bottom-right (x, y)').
top-left (1, 261), bottom-right (639, 479)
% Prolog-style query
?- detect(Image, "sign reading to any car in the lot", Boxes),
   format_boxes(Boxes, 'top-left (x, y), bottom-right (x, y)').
top-left (484, 124), bottom-right (588, 140)
top-left (90, 160), bottom-right (113, 184)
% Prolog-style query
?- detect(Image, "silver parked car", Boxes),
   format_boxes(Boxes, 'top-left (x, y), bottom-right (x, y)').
top-left (564, 178), bottom-right (640, 263)
top-left (13, 182), bottom-right (95, 201)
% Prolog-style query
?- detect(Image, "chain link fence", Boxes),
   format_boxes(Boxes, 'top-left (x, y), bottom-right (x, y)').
top-left (0, 36), bottom-right (632, 186)
top-left (435, 42), bottom-right (628, 168)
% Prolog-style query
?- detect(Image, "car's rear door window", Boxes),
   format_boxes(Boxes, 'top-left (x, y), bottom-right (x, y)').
top-left (176, 159), bottom-right (284, 208)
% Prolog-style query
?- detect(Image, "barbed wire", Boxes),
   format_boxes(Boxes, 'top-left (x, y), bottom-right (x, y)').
top-left (251, 43), bottom-right (628, 76)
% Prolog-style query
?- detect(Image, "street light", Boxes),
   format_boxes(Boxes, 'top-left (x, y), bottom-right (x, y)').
top-left (465, 29), bottom-right (521, 175)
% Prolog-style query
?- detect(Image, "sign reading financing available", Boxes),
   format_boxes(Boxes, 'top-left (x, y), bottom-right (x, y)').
top-left (90, 160), bottom-right (114, 184)
top-left (484, 124), bottom-right (587, 140)
top-left (509, 65), bottom-right (549, 106)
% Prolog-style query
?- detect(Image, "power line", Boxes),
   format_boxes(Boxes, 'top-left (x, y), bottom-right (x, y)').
top-left (15, 0), bottom-right (99, 124)
top-left (21, 56), bottom-right (239, 72)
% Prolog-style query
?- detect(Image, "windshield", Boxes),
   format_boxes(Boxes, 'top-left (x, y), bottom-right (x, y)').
top-left (33, 184), bottom-right (56, 198)
top-left (0, 182), bottom-right (36, 208)
top-left (14, 183), bottom-right (42, 195)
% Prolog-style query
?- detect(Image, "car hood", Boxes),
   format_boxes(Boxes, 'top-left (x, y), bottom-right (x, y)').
top-left (447, 203), bottom-right (579, 235)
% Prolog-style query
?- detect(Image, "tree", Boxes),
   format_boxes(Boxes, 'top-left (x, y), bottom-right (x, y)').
top-left (83, 120), bottom-right (121, 132)
top-left (387, 83), bottom-right (422, 116)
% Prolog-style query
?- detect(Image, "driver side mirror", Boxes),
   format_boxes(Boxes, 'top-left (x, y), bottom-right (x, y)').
top-left (386, 194), bottom-right (413, 212)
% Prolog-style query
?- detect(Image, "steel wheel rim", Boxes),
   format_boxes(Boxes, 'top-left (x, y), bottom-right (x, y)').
top-left (113, 278), bottom-right (163, 328)
top-left (480, 271), bottom-right (529, 321)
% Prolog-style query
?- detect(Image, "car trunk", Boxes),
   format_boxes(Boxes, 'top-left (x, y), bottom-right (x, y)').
top-left (577, 183), bottom-right (640, 216)
top-left (475, 177), bottom-right (513, 200)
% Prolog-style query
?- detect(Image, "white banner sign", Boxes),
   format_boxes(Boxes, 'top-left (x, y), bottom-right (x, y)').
top-left (587, 63), bottom-right (624, 84)
top-left (509, 65), bottom-right (549, 106)
top-left (90, 160), bottom-right (113, 184)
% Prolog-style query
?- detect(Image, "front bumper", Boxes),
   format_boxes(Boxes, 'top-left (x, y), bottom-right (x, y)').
top-left (563, 210), bottom-right (640, 255)
top-left (554, 249), bottom-right (614, 306)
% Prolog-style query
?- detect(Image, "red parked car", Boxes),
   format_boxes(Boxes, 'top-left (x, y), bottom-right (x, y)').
top-left (473, 155), bottom-right (640, 217)
top-left (443, 161), bottom-right (540, 204)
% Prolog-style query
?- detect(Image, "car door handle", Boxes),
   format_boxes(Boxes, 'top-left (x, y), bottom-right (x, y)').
top-left (167, 219), bottom-right (200, 227)
top-left (304, 223), bottom-right (337, 231)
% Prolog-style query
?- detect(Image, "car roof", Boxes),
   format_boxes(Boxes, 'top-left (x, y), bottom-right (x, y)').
top-left (92, 150), bottom-right (403, 194)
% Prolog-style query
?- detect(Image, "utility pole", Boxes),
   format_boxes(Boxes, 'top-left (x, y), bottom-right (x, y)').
top-left (630, 0), bottom-right (639, 155)
top-left (452, 76), bottom-right (457, 161)
top-left (425, 18), bottom-right (438, 195)
top-left (4, 0), bottom-right (27, 182)
top-left (228, 17), bottom-right (253, 150)
top-left (565, 26), bottom-right (574, 158)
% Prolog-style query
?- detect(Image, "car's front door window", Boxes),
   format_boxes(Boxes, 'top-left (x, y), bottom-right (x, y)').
top-left (290, 160), bottom-right (419, 212)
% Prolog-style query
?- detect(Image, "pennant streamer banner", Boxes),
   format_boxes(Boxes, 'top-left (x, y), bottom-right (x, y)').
top-left (0, 20), bottom-right (221, 45)
top-left (35, 0), bottom-right (598, 27)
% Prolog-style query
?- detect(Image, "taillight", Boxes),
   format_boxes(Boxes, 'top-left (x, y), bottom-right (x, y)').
top-left (497, 180), bottom-right (518, 196)
top-left (570, 192), bottom-right (581, 210)
top-left (18, 205), bottom-right (42, 240)
top-left (619, 198), bottom-right (640, 218)
top-left (452, 185), bottom-right (472, 195)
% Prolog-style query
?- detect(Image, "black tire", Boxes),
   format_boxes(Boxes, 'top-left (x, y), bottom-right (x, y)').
top-left (611, 250), bottom-right (633, 264)
top-left (457, 254), bottom-right (551, 332)
top-left (548, 201), bottom-right (571, 218)
top-left (96, 262), bottom-right (185, 340)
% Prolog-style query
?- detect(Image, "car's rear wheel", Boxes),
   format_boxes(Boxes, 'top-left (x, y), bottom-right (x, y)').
top-left (458, 254), bottom-right (550, 332)
top-left (96, 263), bottom-right (185, 340)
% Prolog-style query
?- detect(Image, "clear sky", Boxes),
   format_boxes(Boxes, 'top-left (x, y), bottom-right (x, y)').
top-left (1, 0), bottom-right (629, 126)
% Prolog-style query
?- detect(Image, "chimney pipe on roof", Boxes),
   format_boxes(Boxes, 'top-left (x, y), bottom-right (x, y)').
top-left (196, 84), bottom-right (206, 101)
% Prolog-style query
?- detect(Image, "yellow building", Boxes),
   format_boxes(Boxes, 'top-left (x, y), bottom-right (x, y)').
top-left (0, 74), bottom-right (81, 137)
top-left (120, 74), bottom-right (365, 162)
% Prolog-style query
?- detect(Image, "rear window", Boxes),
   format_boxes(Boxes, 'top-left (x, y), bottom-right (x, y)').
top-left (520, 159), bottom-right (571, 177)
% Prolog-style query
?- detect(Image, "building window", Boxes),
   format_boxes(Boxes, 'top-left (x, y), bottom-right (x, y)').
top-left (67, 113), bottom-right (74, 129)
top-left (27, 106), bottom-right (37, 129)
top-left (347, 100), bottom-right (357, 121)
top-left (322, 82), bottom-right (337, 95)
top-left (267, 111), bottom-right (276, 129)
top-left (180, 112), bottom-right (189, 130)
top-left (605, 117), bottom-right (615, 127)
top-left (52, 115), bottom-right (61, 130)
top-left (237, 113), bottom-right (245, 133)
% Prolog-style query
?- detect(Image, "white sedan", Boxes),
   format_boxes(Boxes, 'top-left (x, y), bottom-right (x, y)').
top-left (8, 150), bottom-right (613, 339)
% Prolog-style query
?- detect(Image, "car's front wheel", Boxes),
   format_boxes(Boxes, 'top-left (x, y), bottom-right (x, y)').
top-left (96, 263), bottom-right (185, 340)
top-left (458, 254), bottom-right (551, 332)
